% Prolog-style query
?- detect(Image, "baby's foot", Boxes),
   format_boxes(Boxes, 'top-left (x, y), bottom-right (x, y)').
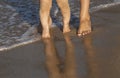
top-left (63, 25), bottom-right (71, 33)
top-left (42, 29), bottom-right (50, 38)
top-left (78, 20), bottom-right (91, 36)
top-left (42, 17), bottom-right (52, 39)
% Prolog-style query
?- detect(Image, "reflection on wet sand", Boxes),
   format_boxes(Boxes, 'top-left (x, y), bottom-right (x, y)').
top-left (42, 34), bottom-right (77, 78)
top-left (82, 36), bottom-right (99, 78)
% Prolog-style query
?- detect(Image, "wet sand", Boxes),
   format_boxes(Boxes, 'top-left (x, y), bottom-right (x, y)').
top-left (0, 3), bottom-right (120, 78)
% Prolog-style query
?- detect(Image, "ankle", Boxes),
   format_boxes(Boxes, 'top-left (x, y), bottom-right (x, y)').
top-left (80, 14), bottom-right (90, 22)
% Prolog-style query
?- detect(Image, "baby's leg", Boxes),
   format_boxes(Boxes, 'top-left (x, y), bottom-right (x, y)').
top-left (56, 0), bottom-right (70, 33)
top-left (39, 0), bottom-right (52, 38)
top-left (78, 0), bottom-right (91, 36)
top-left (48, 16), bottom-right (52, 27)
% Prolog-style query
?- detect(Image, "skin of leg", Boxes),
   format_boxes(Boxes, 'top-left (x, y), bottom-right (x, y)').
top-left (56, 0), bottom-right (71, 33)
top-left (39, 0), bottom-right (52, 38)
top-left (78, 0), bottom-right (92, 36)
top-left (48, 16), bottom-right (52, 27)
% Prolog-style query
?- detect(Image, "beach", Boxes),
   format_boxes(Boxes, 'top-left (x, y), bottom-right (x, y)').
top-left (0, 0), bottom-right (120, 78)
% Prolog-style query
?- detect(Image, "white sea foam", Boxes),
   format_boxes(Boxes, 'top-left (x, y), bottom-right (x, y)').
top-left (0, 37), bottom-right (40, 51)
top-left (114, 0), bottom-right (120, 2)
top-left (90, 2), bottom-right (120, 13)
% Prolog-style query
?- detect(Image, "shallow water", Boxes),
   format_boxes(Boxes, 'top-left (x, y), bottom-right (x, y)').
top-left (0, 1), bottom-right (120, 78)
top-left (0, 0), bottom-right (120, 51)
top-left (0, 14), bottom-right (120, 78)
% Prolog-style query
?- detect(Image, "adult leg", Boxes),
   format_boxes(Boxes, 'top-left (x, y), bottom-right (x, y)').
top-left (56, 0), bottom-right (71, 33)
top-left (39, 0), bottom-right (52, 38)
top-left (78, 0), bottom-right (91, 36)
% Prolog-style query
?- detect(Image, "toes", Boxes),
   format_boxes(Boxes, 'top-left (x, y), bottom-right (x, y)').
top-left (83, 30), bottom-right (91, 35)
top-left (77, 33), bottom-right (82, 36)
top-left (78, 30), bottom-right (91, 37)
top-left (42, 34), bottom-right (51, 39)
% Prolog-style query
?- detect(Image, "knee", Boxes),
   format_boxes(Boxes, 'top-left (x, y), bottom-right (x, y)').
top-left (40, 0), bottom-right (52, 10)
top-left (57, 0), bottom-right (69, 8)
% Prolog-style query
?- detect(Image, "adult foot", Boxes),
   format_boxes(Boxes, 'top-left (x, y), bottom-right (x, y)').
top-left (78, 19), bottom-right (91, 37)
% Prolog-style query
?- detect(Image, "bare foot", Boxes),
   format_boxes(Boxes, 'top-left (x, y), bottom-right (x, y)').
top-left (63, 25), bottom-right (71, 33)
top-left (42, 29), bottom-right (50, 38)
top-left (78, 20), bottom-right (91, 37)
top-left (42, 17), bottom-right (52, 39)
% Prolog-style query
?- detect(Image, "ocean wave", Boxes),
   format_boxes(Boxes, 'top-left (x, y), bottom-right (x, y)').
top-left (90, 2), bottom-right (120, 13)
